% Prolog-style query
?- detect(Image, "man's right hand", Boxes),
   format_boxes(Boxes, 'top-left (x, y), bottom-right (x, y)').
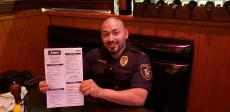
top-left (38, 81), bottom-right (48, 94)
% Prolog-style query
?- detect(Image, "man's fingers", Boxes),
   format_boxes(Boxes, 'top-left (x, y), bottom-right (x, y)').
top-left (80, 85), bottom-right (91, 93)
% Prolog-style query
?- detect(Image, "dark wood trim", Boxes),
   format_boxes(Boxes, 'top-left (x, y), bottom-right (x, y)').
top-left (0, 0), bottom-right (114, 14)
top-left (46, 0), bottom-right (114, 13)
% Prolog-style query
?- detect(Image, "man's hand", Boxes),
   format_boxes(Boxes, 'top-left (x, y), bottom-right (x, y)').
top-left (79, 79), bottom-right (103, 98)
top-left (38, 81), bottom-right (48, 94)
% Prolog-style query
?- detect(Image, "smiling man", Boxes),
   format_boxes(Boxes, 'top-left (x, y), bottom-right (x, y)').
top-left (79, 17), bottom-right (153, 106)
top-left (39, 17), bottom-right (153, 106)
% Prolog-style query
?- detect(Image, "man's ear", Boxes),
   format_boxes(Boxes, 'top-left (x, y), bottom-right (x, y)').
top-left (125, 28), bottom-right (129, 39)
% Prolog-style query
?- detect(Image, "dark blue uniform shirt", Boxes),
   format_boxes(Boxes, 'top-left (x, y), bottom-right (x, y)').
top-left (83, 42), bottom-right (153, 91)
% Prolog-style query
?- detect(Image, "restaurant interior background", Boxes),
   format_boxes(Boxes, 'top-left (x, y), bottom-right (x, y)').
top-left (0, 0), bottom-right (230, 112)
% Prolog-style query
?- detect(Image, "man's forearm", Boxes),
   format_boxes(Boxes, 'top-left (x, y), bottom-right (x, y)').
top-left (97, 88), bottom-right (148, 106)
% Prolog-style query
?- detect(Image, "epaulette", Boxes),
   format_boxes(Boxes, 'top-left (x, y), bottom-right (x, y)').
top-left (128, 45), bottom-right (147, 55)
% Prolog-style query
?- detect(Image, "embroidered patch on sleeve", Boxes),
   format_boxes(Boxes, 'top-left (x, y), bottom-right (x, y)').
top-left (140, 64), bottom-right (152, 80)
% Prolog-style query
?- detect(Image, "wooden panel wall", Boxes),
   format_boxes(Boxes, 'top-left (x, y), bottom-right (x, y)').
top-left (130, 19), bottom-right (230, 112)
top-left (47, 11), bottom-right (230, 112)
top-left (0, 11), bottom-right (48, 76)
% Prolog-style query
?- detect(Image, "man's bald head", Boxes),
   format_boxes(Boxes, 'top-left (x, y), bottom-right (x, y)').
top-left (101, 17), bottom-right (125, 30)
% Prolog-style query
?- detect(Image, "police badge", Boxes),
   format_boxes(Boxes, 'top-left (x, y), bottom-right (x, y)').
top-left (120, 56), bottom-right (128, 66)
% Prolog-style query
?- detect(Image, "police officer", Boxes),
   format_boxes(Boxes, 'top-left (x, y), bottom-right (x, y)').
top-left (39, 17), bottom-right (152, 106)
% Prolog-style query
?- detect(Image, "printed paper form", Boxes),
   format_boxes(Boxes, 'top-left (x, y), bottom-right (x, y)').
top-left (44, 48), bottom-right (84, 108)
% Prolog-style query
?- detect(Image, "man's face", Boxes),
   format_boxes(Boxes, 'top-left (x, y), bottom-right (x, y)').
top-left (101, 19), bottom-right (128, 55)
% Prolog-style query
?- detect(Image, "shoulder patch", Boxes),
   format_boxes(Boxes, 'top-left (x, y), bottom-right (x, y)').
top-left (140, 64), bottom-right (152, 80)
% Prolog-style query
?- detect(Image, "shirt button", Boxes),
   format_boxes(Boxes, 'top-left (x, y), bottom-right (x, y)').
top-left (109, 65), bottom-right (113, 70)
top-left (114, 85), bottom-right (119, 90)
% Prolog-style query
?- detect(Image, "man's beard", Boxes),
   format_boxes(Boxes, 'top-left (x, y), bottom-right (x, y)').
top-left (105, 41), bottom-right (126, 58)
top-left (106, 41), bottom-right (118, 53)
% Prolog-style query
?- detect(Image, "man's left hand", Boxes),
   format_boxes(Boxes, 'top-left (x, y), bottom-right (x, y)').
top-left (79, 79), bottom-right (103, 98)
